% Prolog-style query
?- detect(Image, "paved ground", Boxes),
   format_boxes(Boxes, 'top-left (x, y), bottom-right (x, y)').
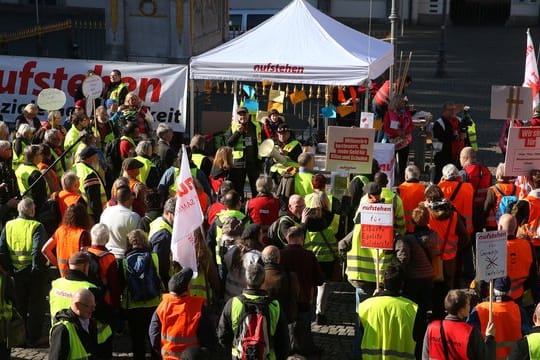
top-left (10, 24), bottom-right (540, 359)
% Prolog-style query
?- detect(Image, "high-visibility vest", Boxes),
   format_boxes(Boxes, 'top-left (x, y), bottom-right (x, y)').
top-left (50, 277), bottom-right (97, 321)
top-left (50, 320), bottom-right (92, 359)
top-left (429, 211), bottom-right (459, 261)
top-left (398, 181), bottom-right (426, 233)
top-left (230, 120), bottom-right (262, 160)
top-left (358, 295), bottom-right (417, 359)
top-left (190, 271), bottom-right (213, 302)
top-left (86, 247), bottom-right (116, 306)
top-left (64, 126), bottom-right (81, 164)
top-left (467, 119), bottom-right (478, 151)
top-left (270, 140), bottom-right (301, 174)
top-left (191, 153), bottom-right (206, 170)
top-left (15, 163), bottom-right (40, 196)
top-left (304, 193), bottom-right (338, 262)
top-left (5, 217), bottom-right (40, 271)
top-left (476, 301), bottom-right (522, 359)
top-left (168, 167), bottom-right (198, 196)
top-left (107, 82), bottom-right (128, 102)
top-left (148, 216), bottom-right (172, 241)
top-left (49, 148), bottom-right (65, 178)
top-left (426, 319), bottom-right (473, 359)
top-left (156, 294), bottom-right (204, 359)
top-left (527, 332), bottom-right (540, 359)
top-left (439, 180), bottom-right (474, 234)
top-left (485, 183), bottom-right (520, 228)
top-left (214, 210), bottom-right (249, 265)
top-left (72, 162), bottom-right (107, 214)
top-left (507, 239), bottom-right (533, 300)
top-left (55, 225), bottom-right (87, 278)
top-left (134, 155), bottom-right (155, 185)
top-left (373, 80), bottom-right (391, 107)
top-left (230, 293), bottom-right (280, 360)
top-left (57, 190), bottom-right (84, 218)
top-left (122, 252), bottom-right (162, 309)
top-left (294, 172), bottom-right (313, 197)
top-left (518, 196), bottom-right (540, 242)
top-left (381, 188), bottom-right (406, 235)
top-left (11, 140), bottom-right (28, 170)
top-left (463, 164), bottom-right (491, 212)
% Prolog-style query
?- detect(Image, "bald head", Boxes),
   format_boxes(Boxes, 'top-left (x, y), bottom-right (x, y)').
top-left (261, 245), bottom-right (280, 264)
top-left (288, 194), bottom-right (305, 218)
top-left (71, 288), bottom-right (95, 320)
top-left (498, 214), bottom-right (517, 236)
top-left (534, 302), bottom-right (540, 326)
top-left (459, 147), bottom-right (476, 167)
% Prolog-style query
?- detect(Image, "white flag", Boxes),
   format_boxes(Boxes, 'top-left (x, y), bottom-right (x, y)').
top-left (523, 29), bottom-right (540, 109)
top-left (170, 144), bottom-right (203, 274)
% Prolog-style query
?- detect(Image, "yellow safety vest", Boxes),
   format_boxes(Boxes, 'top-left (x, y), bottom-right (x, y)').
top-left (467, 120), bottom-right (478, 151)
top-left (191, 153), bottom-right (206, 170)
top-left (134, 155), bottom-right (155, 185)
top-left (148, 216), bottom-right (172, 241)
top-left (108, 82), bottom-right (128, 102)
top-left (527, 332), bottom-right (540, 359)
top-left (5, 217), bottom-right (40, 271)
top-left (294, 172), bottom-right (314, 197)
top-left (11, 140), bottom-right (28, 171)
top-left (50, 320), bottom-right (91, 359)
top-left (304, 194), bottom-right (339, 262)
top-left (15, 163), bottom-right (40, 197)
top-left (230, 120), bottom-right (262, 160)
top-left (72, 162), bottom-right (107, 214)
top-left (50, 148), bottom-right (65, 178)
top-left (270, 140), bottom-right (300, 174)
top-left (381, 188), bottom-right (406, 236)
top-left (64, 126), bottom-right (81, 165)
top-left (168, 167), bottom-right (198, 196)
top-left (190, 271), bottom-right (211, 301)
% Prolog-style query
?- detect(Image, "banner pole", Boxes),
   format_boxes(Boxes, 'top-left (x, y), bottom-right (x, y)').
top-left (375, 248), bottom-right (380, 292)
top-left (489, 279), bottom-right (493, 323)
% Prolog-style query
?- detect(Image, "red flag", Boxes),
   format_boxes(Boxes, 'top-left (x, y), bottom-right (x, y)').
top-left (523, 29), bottom-right (540, 109)
top-left (171, 144), bottom-right (203, 274)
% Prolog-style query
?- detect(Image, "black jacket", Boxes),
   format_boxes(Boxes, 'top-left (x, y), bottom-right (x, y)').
top-left (49, 308), bottom-right (98, 360)
top-left (509, 325), bottom-right (540, 360)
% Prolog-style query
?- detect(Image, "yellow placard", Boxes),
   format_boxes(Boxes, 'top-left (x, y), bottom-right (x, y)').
top-left (267, 101), bottom-right (283, 114)
top-left (289, 90), bottom-right (307, 105)
top-left (269, 89), bottom-right (285, 103)
top-left (336, 105), bottom-right (354, 117)
top-left (256, 111), bottom-right (268, 123)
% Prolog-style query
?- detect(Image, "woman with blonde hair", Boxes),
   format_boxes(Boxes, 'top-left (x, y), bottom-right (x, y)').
top-left (119, 92), bottom-right (154, 138)
top-left (15, 103), bottom-right (41, 131)
top-left (209, 146), bottom-right (233, 194)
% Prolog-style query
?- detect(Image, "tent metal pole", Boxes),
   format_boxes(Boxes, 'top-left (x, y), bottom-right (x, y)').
top-left (389, 0), bottom-right (398, 99)
top-left (189, 79), bottom-right (195, 138)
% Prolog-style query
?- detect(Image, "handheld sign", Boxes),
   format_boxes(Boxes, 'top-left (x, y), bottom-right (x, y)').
top-left (490, 85), bottom-right (533, 121)
top-left (360, 202), bottom-right (394, 250)
top-left (82, 74), bottom-right (104, 98)
top-left (476, 230), bottom-right (507, 282)
top-left (326, 126), bottom-right (375, 173)
top-left (504, 126), bottom-right (540, 177)
top-left (359, 112), bottom-right (374, 129)
top-left (37, 88), bottom-right (66, 111)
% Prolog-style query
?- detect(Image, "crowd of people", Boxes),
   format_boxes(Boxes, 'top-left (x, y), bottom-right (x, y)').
top-left (1, 67), bottom-right (540, 360)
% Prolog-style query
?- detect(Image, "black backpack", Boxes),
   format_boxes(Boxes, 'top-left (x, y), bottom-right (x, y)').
top-left (104, 137), bottom-right (122, 178)
top-left (124, 251), bottom-right (161, 302)
top-left (83, 249), bottom-right (107, 290)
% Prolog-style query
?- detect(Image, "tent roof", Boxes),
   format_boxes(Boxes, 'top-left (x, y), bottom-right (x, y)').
top-left (190, 0), bottom-right (393, 85)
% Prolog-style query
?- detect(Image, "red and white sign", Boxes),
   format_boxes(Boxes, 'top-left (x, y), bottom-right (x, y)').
top-left (325, 126), bottom-right (375, 173)
top-left (504, 126), bottom-right (540, 176)
top-left (171, 145), bottom-right (204, 274)
top-left (0, 55), bottom-right (188, 132)
top-left (360, 203), bottom-right (394, 250)
top-left (523, 30), bottom-right (540, 109)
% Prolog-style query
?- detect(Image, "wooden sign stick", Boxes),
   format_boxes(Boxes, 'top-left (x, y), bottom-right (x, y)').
top-left (375, 248), bottom-right (381, 292)
top-left (489, 279), bottom-right (494, 323)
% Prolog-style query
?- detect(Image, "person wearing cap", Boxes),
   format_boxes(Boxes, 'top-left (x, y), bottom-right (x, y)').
top-left (73, 145), bottom-right (108, 223)
top-left (509, 301), bottom-right (540, 359)
top-left (483, 163), bottom-right (521, 230)
top-left (423, 289), bottom-right (496, 359)
top-left (467, 276), bottom-right (531, 359)
top-left (225, 106), bottom-right (263, 198)
top-left (106, 98), bottom-right (119, 118)
top-left (121, 157), bottom-right (147, 217)
top-left (49, 251), bottom-right (113, 355)
top-left (0, 198), bottom-right (48, 347)
top-left (63, 111), bottom-right (90, 167)
top-left (149, 198), bottom-right (176, 287)
top-left (269, 123), bottom-right (302, 176)
top-left (262, 108), bottom-right (285, 141)
top-left (14, 144), bottom-right (48, 211)
top-left (149, 268), bottom-right (216, 358)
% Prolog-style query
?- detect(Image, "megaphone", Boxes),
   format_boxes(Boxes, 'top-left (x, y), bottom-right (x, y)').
top-left (258, 139), bottom-right (288, 163)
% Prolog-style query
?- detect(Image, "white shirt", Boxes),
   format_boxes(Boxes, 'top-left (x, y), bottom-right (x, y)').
top-left (100, 204), bottom-right (140, 259)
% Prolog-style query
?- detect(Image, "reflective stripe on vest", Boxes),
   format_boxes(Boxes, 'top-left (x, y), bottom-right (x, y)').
top-left (15, 163), bottom-right (39, 196)
top-left (134, 155), bottom-right (155, 185)
top-left (5, 218), bottom-right (40, 271)
top-left (148, 217), bottom-right (172, 241)
top-left (294, 172), bottom-right (313, 197)
top-left (358, 295), bottom-right (417, 359)
top-left (230, 120), bottom-right (262, 160)
top-left (427, 320), bottom-right (473, 359)
top-left (50, 278), bottom-right (96, 321)
top-left (190, 272), bottom-right (209, 300)
top-left (527, 332), bottom-right (540, 359)
top-left (518, 196), bottom-right (540, 240)
top-left (51, 320), bottom-right (91, 359)
top-left (476, 301), bottom-right (522, 359)
top-left (72, 162), bottom-right (107, 214)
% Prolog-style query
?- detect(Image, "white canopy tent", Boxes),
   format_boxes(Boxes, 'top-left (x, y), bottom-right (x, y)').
top-left (190, 0), bottom-right (394, 85)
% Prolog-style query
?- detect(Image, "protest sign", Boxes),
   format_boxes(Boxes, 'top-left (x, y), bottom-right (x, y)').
top-left (360, 112), bottom-right (374, 129)
top-left (82, 74), bottom-right (104, 98)
top-left (504, 126), bottom-right (540, 176)
top-left (326, 126), bottom-right (374, 173)
top-left (476, 230), bottom-right (507, 281)
top-left (374, 143), bottom-right (395, 187)
top-left (360, 203), bottom-right (394, 250)
top-left (490, 85), bottom-right (533, 121)
top-left (36, 88), bottom-right (66, 111)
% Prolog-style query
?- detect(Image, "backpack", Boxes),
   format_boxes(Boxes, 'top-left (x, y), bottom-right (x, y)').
top-left (38, 193), bottom-right (61, 237)
top-left (104, 137), bottom-right (122, 178)
top-left (267, 216), bottom-right (294, 248)
top-left (494, 184), bottom-right (518, 222)
top-left (124, 251), bottom-right (161, 302)
top-left (237, 294), bottom-right (273, 360)
top-left (83, 249), bottom-right (107, 290)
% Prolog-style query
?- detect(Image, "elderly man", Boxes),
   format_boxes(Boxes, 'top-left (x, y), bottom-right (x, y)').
top-left (271, 194), bottom-right (310, 248)
top-left (49, 288), bottom-right (98, 359)
top-left (149, 198), bottom-right (176, 287)
top-left (0, 198), bottom-right (48, 347)
top-left (156, 123), bottom-right (175, 171)
top-left (217, 263), bottom-right (289, 359)
top-left (15, 144), bottom-right (48, 211)
top-left (398, 165), bottom-right (426, 233)
top-left (134, 140), bottom-right (159, 188)
top-left (56, 171), bottom-right (85, 218)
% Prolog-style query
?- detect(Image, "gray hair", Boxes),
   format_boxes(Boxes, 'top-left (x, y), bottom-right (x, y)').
top-left (495, 163), bottom-right (506, 180)
top-left (23, 144), bottom-right (41, 163)
top-left (44, 129), bottom-right (60, 143)
top-left (256, 175), bottom-right (273, 194)
top-left (135, 140), bottom-right (152, 157)
top-left (61, 171), bottom-right (80, 191)
top-left (404, 165), bottom-right (420, 181)
top-left (441, 164), bottom-right (459, 180)
top-left (90, 223), bottom-right (110, 246)
top-left (261, 245), bottom-right (280, 265)
top-left (156, 123), bottom-right (172, 139)
top-left (164, 197), bottom-right (176, 214)
top-left (298, 152), bottom-right (314, 167)
top-left (17, 198), bottom-right (35, 217)
top-left (245, 263), bottom-right (265, 289)
top-left (17, 123), bottom-right (34, 137)
top-left (47, 110), bottom-right (61, 122)
top-left (0, 140), bottom-right (10, 151)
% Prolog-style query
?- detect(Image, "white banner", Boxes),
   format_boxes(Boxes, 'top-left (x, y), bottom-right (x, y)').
top-left (0, 55), bottom-right (188, 132)
top-left (523, 30), bottom-right (540, 109)
top-left (374, 143), bottom-right (396, 187)
top-left (171, 145), bottom-right (204, 274)
top-left (476, 230), bottom-right (507, 281)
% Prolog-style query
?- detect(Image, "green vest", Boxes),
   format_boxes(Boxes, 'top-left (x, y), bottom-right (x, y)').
top-left (214, 210), bottom-right (248, 266)
top-left (51, 320), bottom-right (91, 359)
top-left (294, 172), bottom-right (314, 197)
top-left (50, 277), bottom-right (97, 322)
top-left (358, 296), bottom-right (418, 359)
top-left (230, 120), bottom-right (262, 160)
top-left (191, 153), bottom-right (206, 170)
top-left (304, 194), bottom-right (338, 262)
top-left (122, 252), bottom-right (161, 309)
top-left (527, 332), bottom-right (540, 359)
top-left (148, 216), bottom-right (172, 241)
top-left (72, 162), bottom-right (107, 214)
top-left (64, 126), bottom-right (81, 165)
top-left (50, 148), bottom-right (65, 178)
top-left (15, 163), bottom-right (39, 196)
top-left (380, 188), bottom-right (406, 235)
top-left (168, 167), bottom-right (198, 196)
top-left (270, 140), bottom-right (300, 174)
top-left (5, 217), bottom-right (40, 271)
top-left (467, 120), bottom-right (478, 151)
top-left (108, 82), bottom-right (128, 102)
top-left (134, 155), bottom-right (155, 185)
top-left (230, 293), bottom-right (280, 360)
top-left (190, 272), bottom-right (210, 301)
top-left (11, 140), bottom-right (28, 171)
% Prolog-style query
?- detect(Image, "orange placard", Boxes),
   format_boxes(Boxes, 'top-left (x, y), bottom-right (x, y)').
top-left (267, 101), bottom-right (283, 113)
top-left (336, 105), bottom-right (354, 117)
top-left (289, 90), bottom-right (307, 105)
top-left (360, 224), bottom-right (394, 250)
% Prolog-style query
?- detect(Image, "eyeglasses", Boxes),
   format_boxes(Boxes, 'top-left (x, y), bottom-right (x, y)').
top-left (78, 302), bottom-right (95, 310)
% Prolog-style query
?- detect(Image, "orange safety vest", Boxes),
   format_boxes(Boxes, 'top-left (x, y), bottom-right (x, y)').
top-left (485, 183), bottom-right (520, 229)
top-left (55, 225), bottom-right (87, 277)
top-left (398, 182), bottom-right (426, 233)
top-left (439, 180), bottom-right (474, 234)
top-left (507, 239), bottom-right (533, 300)
top-left (156, 294), bottom-right (204, 359)
top-left (337, 87), bottom-right (357, 112)
top-left (476, 301), bottom-right (522, 359)
top-left (427, 319), bottom-right (473, 360)
top-left (57, 190), bottom-right (84, 218)
top-left (86, 247), bottom-right (117, 306)
top-left (429, 212), bottom-right (458, 261)
top-left (518, 196), bottom-right (540, 244)
top-left (373, 80), bottom-right (391, 107)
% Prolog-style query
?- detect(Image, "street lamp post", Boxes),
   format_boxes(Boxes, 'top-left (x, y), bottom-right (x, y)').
top-left (389, 0), bottom-right (398, 98)
top-left (435, 0), bottom-right (448, 77)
